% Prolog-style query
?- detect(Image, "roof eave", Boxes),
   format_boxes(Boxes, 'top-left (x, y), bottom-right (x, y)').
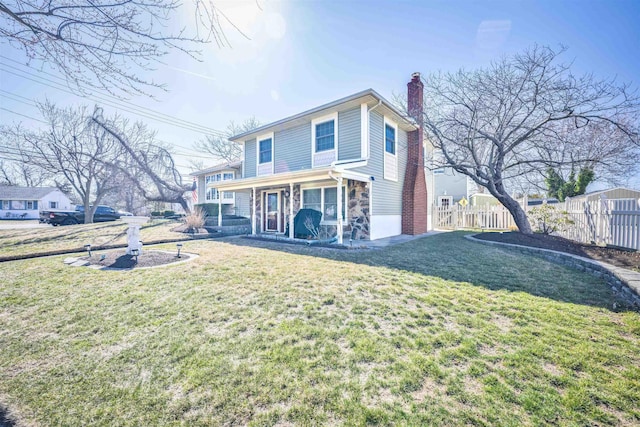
top-left (229, 89), bottom-right (416, 143)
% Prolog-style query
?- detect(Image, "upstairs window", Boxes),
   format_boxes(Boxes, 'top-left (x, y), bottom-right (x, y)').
top-left (385, 123), bottom-right (396, 155)
top-left (383, 117), bottom-right (398, 181)
top-left (259, 138), bottom-right (272, 164)
top-left (49, 201), bottom-right (58, 209)
top-left (315, 120), bottom-right (335, 152)
top-left (223, 172), bottom-right (234, 180)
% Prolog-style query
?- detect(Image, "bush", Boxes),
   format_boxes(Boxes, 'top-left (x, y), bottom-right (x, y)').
top-left (527, 204), bottom-right (574, 234)
top-left (150, 211), bottom-right (161, 217)
top-left (184, 208), bottom-right (206, 233)
top-left (195, 203), bottom-right (219, 217)
top-left (163, 210), bottom-right (175, 217)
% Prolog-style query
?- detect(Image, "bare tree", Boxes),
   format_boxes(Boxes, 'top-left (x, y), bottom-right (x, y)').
top-left (0, 1), bottom-right (243, 97)
top-left (4, 101), bottom-right (125, 222)
top-left (416, 46), bottom-right (639, 234)
top-left (195, 117), bottom-right (261, 163)
top-left (0, 158), bottom-right (50, 187)
top-left (91, 108), bottom-right (195, 213)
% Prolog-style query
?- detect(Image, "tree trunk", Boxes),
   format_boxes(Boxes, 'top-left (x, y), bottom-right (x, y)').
top-left (495, 193), bottom-right (532, 234)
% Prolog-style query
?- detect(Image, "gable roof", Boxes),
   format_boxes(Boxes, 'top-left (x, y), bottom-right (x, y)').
top-left (190, 160), bottom-right (242, 177)
top-left (229, 89), bottom-right (417, 143)
top-left (581, 186), bottom-right (640, 197)
top-left (0, 186), bottom-right (62, 200)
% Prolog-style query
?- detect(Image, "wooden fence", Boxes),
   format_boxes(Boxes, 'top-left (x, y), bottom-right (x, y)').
top-left (560, 197), bottom-right (640, 250)
top-left (433, 204), bottom-right (517, 231)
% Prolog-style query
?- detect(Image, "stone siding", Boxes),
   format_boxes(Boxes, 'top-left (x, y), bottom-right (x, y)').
top-left (347, 180), bottom-right (370, 240)
top-left (250, 191), bottom-right (262, 234)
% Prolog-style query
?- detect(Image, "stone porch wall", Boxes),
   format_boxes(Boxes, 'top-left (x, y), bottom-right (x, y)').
top-left (346, 180), bottom-right (370, 240)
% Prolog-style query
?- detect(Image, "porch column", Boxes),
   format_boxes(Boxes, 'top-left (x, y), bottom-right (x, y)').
top-left (251, 187), bottom-right (256, 235)
top-left (217, 190), bottom-right (222, 227)
top-left (337, 176), bottom-right (343, 245)
top-left (289, 182), bottom-right (294, 238)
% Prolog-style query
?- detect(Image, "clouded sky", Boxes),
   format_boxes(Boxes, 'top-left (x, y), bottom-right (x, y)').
top-left (1, 0), bottom-right (639, 183)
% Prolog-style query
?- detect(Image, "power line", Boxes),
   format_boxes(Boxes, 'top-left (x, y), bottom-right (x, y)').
top-left (0, 62), bottom-right (229, 137)
top-left (0, 107), bottom-right (48, 124)
top-left (0, 56), bottom-right (230, 136)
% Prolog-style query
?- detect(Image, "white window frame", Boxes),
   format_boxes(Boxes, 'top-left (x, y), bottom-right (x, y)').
top-left (311, 112), bottom-right (338, 168)
top-left (206, 188), bottom-right (219, 201)
top-left (49, 201), bottom-right (58, 209)
top-left (383, 117), bottom-right (398, 182)
top-left (437, 195), bottom-right (453, 208)
top-left (256, 132), bottom-right (274, 176)
top-left (26, 200), bottom-right (37, 210)
top-left (301, 185), bottom-right (346, 225)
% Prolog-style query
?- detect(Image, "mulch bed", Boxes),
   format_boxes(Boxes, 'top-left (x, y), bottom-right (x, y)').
top-left (474, 232), bottom-right (640, 272)
top-left (80, 250), bottom-right (190, 269)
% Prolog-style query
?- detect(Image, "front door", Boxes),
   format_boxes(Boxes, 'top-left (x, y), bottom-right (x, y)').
top-left (264, 191), bottom-right (280, 232)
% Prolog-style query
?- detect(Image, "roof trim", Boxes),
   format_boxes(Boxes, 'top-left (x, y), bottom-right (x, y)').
top-left (229, 89), bottom-right (417, 142)
top-left (207, 167), bottom-right (371, 191)
top-left (190, 160), bottom-right (242, 176)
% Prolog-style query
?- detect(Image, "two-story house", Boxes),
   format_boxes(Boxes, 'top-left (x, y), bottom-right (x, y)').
top-left (191, 161), bottom-right (248, 216)
top-left (208, 73), bottom-right (428, 243)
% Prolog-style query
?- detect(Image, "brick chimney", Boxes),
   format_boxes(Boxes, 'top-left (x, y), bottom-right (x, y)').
top-left (402, 72), bottom-right (428, 235)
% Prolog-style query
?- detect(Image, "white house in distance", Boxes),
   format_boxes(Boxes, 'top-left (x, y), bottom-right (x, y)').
top-left (0, 186), bottom-right (73, 219)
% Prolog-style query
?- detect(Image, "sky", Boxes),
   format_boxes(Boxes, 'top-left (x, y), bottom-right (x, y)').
top-left (1, 0), bottom-right (639, 185)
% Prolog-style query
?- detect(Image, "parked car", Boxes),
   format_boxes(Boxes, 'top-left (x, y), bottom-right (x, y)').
top-left (40, 205), bottom-right (121, 226)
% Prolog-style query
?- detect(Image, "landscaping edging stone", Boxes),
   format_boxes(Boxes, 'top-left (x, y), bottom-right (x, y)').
top-left (466, 234), bottom-right (640, 309)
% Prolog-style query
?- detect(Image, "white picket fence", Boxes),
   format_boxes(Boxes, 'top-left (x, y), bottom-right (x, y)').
top-left (434, 196), bottom-right (640, 251)
top-left (560, 197), bottom-right (640, 250)
top-left (434, 204), bottom-right (517, 231)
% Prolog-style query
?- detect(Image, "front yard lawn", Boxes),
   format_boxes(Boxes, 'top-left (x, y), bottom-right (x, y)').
top-left (0, 219), bottom-right (188, 259)
top-left (1, 232), bottom-right (638, 426)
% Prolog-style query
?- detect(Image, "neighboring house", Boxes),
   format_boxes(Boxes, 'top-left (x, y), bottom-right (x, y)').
top-left (190, 161), bottom-right (247, 216)
top-left (0, 186), bottom-right (73, 219)
top-left (430, 169), bottom-right (469, 208)
top-left (469, 193), bottom-right (500, 207)
top-left (566, 187), bottom-right (640, 203)
top-left (208, 74), bottom-right (428, 242)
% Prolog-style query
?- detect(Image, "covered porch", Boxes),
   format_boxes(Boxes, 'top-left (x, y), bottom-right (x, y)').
top-left (208, 168), bottom-right (372, 244)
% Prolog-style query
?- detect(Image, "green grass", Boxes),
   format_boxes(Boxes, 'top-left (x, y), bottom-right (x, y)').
top-left (0, 220), bottom-right (187, 258)
top-left (0, 232), bottom-right (638, 426)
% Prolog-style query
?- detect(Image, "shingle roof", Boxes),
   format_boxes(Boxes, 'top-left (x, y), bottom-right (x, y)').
top-left (0, 186), bottom-right (61, 200)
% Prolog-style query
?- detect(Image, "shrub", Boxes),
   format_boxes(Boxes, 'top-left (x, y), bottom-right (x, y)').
top-left (150, 211), bottom-right (161, 217)
top-left (163, 210), bottom-right (175, 217)
top-left (527, 204), bottom-right (574, 234)
top-left (184, 208), bottom-right (206, 233)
